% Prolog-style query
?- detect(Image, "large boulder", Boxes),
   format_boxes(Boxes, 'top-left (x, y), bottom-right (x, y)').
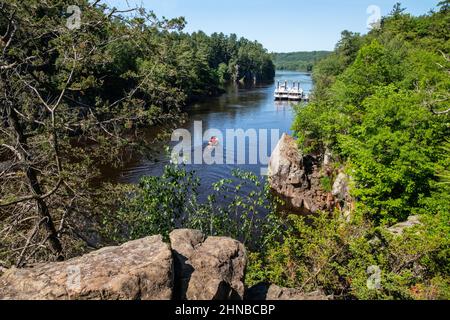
top-left (0, 230), bottom-right (247, 301)
top-left (170, 229), bottom-right (246, 300)
top-left (268, 133), bottom-right (330, 213)
top-left (0, 235), bottom-right (173, 300)
top-left (170, 229), bottom-right (205, 299)
top-left (246, 284), bottom-right (330, 300)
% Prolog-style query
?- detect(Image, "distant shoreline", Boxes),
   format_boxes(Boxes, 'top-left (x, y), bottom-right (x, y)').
top-left (273, 51), bottom-right (332, 72)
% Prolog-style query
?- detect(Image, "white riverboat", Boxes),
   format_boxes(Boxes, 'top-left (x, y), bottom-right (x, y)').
top-left (288, 82), bottom-right (304, 101)
top-left (274, 81), bottom-right (306, 101)
top-left (274, 81), bottom-right (289, 100)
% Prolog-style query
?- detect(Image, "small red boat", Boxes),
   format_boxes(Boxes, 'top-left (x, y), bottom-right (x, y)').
top-left (208, 136), bottom-right (219, 147)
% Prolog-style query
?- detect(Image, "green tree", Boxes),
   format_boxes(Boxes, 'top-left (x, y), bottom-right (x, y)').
top-left (0, 1), bottom-right (186, 265)
top-left (390, 2), bottom-right (407, 18)
top-left (293, 5), bottom-right (449, 225)
top-left (0, 0), bottom-right (276, 267)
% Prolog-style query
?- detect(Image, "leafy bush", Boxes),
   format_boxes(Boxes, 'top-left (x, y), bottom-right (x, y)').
top-left (101, 165), bottom-right (285, 251)
top-left (246, 211), bottom-right (450, 300)
top-left (292, 5), bottom-right (450, 225)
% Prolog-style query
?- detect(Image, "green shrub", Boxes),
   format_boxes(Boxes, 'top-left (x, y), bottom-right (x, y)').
top-left (101, 165), bottom-right (285, 250)
top-left (246, 210), bottom-right (450, 300)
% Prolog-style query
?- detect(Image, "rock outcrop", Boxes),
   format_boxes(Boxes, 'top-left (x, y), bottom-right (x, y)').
top-left (268, 133), bottom-right (330, 213)
top-left (268, 133), bottom-right (355, 215)
top-left (0, 230), bottom-right (247, 301)
top-left (331, 171), bottom-right (353, 220)
top-left (170, 229), bottom-right (246, 300)
top-left (0, 235), bottom-right (173, 300)
top-left (170, 229), bottom-right (205, 299)
top-left (388, 215), bottom-right (422, 236)
top-left (246, 283), bottom-right (330, 300)
top-left (0, 228), bottom-right (335, 301)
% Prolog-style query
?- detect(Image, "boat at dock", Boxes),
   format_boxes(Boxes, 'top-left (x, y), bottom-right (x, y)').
top-left (303, 93), bottom-right (310, 102)
top-left (274, 81), bottom-right (289, 100)
top-left (274, 80), bottom-right (307, 101)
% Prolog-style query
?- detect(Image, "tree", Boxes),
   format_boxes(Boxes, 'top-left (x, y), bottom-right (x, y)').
top-left (335, 30), bottom-right (362, 67)
top-left (293, 2), bottom-right (450, 224)
top-left (0, 0), bottom-right (276, 266)
top-left (0, 0), bottom-right (185, 265)
top-left (390, 2), bottom-right (406, 18)
top-left (437, 0), bottom-right (450, 12)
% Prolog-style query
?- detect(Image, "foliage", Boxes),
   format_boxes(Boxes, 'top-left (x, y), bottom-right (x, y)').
top-left (292, 3), bottom-right (450, 225)
top-left (246, 211), bottom-right (450, 300)
top-left (273, 51), bottom-right (331, 72)
top-left (249, 2), bottom-right (450, 300)
top-left (320, 176), bottom-right (333, 192)
top-left (0, 0), bottom-right (275, 266)
top-left (101, 165), bottom-right (285, 251)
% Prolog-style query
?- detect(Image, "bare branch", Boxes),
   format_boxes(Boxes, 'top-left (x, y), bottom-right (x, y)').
top-left (16, 217), bottom-right (47, 267)
top-left (431, 107), bottom-right (450, 115)
top-left (0, 62), bottom-right (16, 70)
top-left (0, 179), bottom-right (62, 207)
top-left (1, 143), bottom-right (23, 161)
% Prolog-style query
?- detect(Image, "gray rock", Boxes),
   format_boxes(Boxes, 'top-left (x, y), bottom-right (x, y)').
top-left (268, 133), bottom-right (330, 213)
top-left (332, 172), bottom-right (354, 221)
top-left (246, 283), bottom-right (330, 300)
top-left (388, 215), bottom-right (422, 236)
top-left (0, 235), bottom-right (173, 300)
top-left (170, 229), bottom-right (246, 300)
top-left (323, 147), bottom-right (333, 167)
top-left (332, 172), bottom-right (349, 200)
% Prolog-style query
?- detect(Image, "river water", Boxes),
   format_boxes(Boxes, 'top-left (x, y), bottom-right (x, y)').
top-left (103, 71), bottom-right (312, 194)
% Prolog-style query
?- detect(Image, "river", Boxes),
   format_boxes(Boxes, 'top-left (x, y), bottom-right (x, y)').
top-left (101, 70), bottom-right (313, 195)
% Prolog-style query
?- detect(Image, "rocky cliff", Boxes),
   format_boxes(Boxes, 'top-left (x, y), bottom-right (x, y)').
top-left (0, 230), bottom-right (247, 300)
top-left (268, 133), bottom-right (353, 216)
top-left (0, 229), bottom-right (328, 300)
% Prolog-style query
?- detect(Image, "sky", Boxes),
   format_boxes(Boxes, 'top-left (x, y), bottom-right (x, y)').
top-left (101, 0), bottom-right (439, 52)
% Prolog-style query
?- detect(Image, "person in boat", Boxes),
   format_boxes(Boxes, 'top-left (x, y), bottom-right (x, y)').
top-left (208, 136), bottom-right (219, 146)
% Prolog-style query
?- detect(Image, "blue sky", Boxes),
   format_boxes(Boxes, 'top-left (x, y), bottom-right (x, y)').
top-left (101, 0), bottom-right (439, 52)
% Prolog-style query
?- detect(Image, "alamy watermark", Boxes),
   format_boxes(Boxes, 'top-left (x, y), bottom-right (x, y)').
top-left (367, 5), bottom-right (382, 30)
top-left (66, 265), bottom-right (82, 292)
top-left (171, 121), bottom-right (280, 175)
top-left (367, 265), bottom-right (382, 290)
top-left (66, 5), bottom-right (82, 30)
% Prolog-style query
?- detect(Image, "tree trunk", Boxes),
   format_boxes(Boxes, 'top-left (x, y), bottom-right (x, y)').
top-left (6, 105), bottom-right (64, 260)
